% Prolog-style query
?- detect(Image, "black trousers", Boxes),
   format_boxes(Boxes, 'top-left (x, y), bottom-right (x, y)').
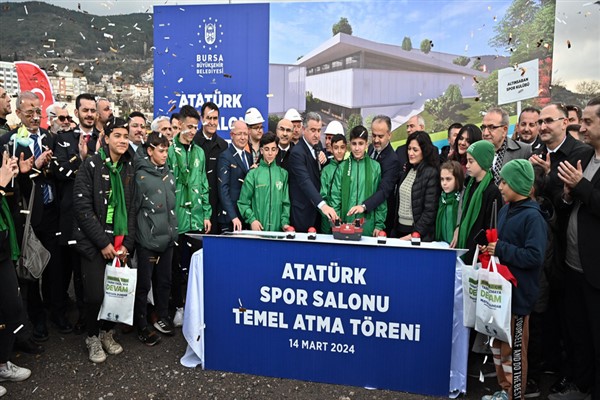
top-left (62, 245), bottom-right (85, 317)
top-left (0, 258), bottom-right (23, 363)
top-left (171, 233), bottom-right (203, 308)
top-left (564, 267), bottom-right (600, 397)
top-left (135, 246), bottom-right (173, 329)
top-left (80, 253), bottom-right (115, 337)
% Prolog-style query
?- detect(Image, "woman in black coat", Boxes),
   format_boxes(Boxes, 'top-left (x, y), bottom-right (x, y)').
top-left (393, 131), bottom-right (440, 241)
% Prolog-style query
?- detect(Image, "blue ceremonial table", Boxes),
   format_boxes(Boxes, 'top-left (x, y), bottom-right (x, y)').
top-left (180, 232), bottom-right (469, 397)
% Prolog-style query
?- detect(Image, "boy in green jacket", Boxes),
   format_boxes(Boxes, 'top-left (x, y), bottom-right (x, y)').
top-left (320, 134), bottom-right (346, 233)
top-left (134, 132), bottom-right (178, 346)
top-left (238, 132), bottom-right (290, 232)
top-left (330, 125), bottom-right (387, 236)
top-left (167, 105), bottom-right (211, 327)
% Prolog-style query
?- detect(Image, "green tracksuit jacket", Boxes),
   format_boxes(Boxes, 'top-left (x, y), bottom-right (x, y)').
top-left (237, 159), bottom-right (290, 231)
top-left (330, 155), bottom-right (387, 236)
top-left (320, 159), bottom-right (343, 234)
top-left (167, 135), bottom-right (211, 233)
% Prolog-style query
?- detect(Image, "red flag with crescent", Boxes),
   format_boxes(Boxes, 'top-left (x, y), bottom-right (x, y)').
top-left (15, 61), bottom-right (55, 129)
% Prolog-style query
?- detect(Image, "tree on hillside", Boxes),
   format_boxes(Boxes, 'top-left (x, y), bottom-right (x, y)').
top-left (401, 37), bottom-right (412, 51)
top-left (575, 80), bottom-right (600, 98)
top-left (332, 17), bottom-right (353, 36)
top-left (452, 56), bottom-right (470, 66)
top-left (420, 39), bottom-right (432, 54)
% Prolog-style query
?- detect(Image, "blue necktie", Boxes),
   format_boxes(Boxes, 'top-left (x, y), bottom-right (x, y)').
top-left (30, 134), bottom-right (51, 204)
top-left (242, 151), bottom-right (249, 171)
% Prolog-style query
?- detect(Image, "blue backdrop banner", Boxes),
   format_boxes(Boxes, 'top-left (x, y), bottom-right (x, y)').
top-left (203, 236), bottom-right (458, 396)
top-left (153, 4), bottom-right (269, 138)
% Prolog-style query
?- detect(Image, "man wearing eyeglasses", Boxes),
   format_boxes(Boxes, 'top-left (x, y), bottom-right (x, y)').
top-left (1, 91), bottom-right (68, 341)
top-left (0, 86), bottom-right (12, 137)
top-left (217, 120), bottom-right (252, 233)
top-left (128, 111), bottom-right (147, 154)
top-left (245, 107), bottom-right (265, 165)
top-left (275, 118), bottom-right (294, 170)
top-left (554, 97), bottom-right (600, 400)
top-left (481, 107), bottom-right (531, 185)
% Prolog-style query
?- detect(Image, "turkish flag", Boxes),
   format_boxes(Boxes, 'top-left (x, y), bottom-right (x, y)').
top-left (15, 61), bottom-right (55, 130)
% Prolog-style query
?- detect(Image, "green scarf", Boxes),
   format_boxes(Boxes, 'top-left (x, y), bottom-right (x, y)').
top-left (0, 197), bottom-right (19, 260)
top-left (435, 190), bottom-right (459, 243)
top-left (341, 156), bottom-right (372, 220)
top-left (172, 141), bottom-right (195, 209)
top-left (457, 172), bottom-right (492, 249)
top-left (99, 148), bottom-right (128, 236)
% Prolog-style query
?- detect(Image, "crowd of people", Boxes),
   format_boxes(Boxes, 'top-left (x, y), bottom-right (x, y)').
top-left (0, 85), bottom-right (598, 400)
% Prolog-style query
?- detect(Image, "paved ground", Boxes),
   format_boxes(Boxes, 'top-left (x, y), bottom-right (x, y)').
top-left (4, 319), bottom-right (558, 400)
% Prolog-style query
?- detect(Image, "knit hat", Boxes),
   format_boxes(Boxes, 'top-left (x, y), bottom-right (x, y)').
top-left (467, 140), bottom-right (495, 170)
top-left (500, 159), bottom-right (534, 197)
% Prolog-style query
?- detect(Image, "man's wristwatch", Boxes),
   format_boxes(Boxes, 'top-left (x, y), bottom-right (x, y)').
top-left (361, 204), bottom-right (367, 212)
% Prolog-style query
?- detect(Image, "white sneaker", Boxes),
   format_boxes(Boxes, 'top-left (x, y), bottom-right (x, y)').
top-left (0, 361), bottom-right (31, 382)
top-left (0, 385), bottom-right (6, 397)
top-left (86, 336), bottom-right (107, 363)
top-left (100, 330), bottom-right (123, 355)
top-left (173, 307), bottom-right (184, 328)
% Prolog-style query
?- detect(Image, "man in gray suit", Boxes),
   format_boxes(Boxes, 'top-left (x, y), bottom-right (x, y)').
top-left (481, 107), bottom-right (531, 185)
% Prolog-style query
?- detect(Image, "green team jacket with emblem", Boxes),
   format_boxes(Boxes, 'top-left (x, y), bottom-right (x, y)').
top-left (320, 159), bottom-right (342, 234)
top-left (237, 159), bottom-right (290, 231)
top-left (330, 155), bottom-right (387, 236)
top-left (167, 135), bottom-right (212, 233)
top-left (134, 156), bottom-right (178, 252)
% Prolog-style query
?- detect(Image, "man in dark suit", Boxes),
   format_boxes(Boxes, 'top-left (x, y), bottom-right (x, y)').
top-left (275, 118), bottom-right (294, 170)
top-left (365, 115), bottom-right (400, 235)
top-left (1, 91), bottom-right (68, 341)
top-left (288, 112), bottom-right (337, 232)
top-left (194, 101), bottom-right (228, 232)
top-left (217, 120), bottom-right (252, 233)
top-left (555, 97), bottom-right (600, 400)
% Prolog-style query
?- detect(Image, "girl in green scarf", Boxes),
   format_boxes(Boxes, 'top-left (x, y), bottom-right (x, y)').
top-left (435, 161), bottom-right (464, 243)
top-left (452, 141), bottom-right (502, 262)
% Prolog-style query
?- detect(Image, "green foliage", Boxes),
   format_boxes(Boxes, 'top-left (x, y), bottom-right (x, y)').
top-left (475, 70), bottom-right (515, 114)
top-left (452, 56), bottom-right (470, 66)
top-left (424, 84), bottom-right (466, 131)
top-left (420, 39), bottom-right (432, 54)
top-left (472, 58), bottom-right (482, 71)
top-left (332, 17), bottom-right (353, 36)
top-left (401, 37), bottom-right (412, 51)
top-left (346, 114), bottom-right (363, 135)
top-left (489, 0), bottom-right (554, 64)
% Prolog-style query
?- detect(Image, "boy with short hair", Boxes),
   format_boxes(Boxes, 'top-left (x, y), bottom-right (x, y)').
top-left (320, 134), bottom-right (347, 233)
top-left (237, 132), bottom-right (290, 231)
top-left (480, 159), bottom-right (548, 400)
top-left (134, 132), bottom-right (178, 346)
top-left (329, 125), bottom-right (386, 236)
top-left (73, 117), bottom-right (137, 363)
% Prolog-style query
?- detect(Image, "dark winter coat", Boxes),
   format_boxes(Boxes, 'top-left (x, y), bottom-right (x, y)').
top-left (72, 146), bottom-right (137, 259)
top-left (395, 161), bottom-right (440, 241)
top-left (496, 199), bottom-right (547, 316)
top-left (134, 157), bottom-right (178, 252)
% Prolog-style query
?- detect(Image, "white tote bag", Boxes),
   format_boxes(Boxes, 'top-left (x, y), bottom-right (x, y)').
top-left (461, 247), bottom-right (481, 328)
top-left (474, 256), bottom-right (512, 345)
top-left (98, 258), bottom-right (137, 326)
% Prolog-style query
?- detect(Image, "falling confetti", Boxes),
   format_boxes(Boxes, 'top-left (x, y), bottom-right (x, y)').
top-left (567, 40), bottom-right (571, 49)
top-left (473, 76), bottom-right (479, 84)
top-left (536, 39), bottom-right (544, 47)
top-left (519, 67), bottom-right (527, 76)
